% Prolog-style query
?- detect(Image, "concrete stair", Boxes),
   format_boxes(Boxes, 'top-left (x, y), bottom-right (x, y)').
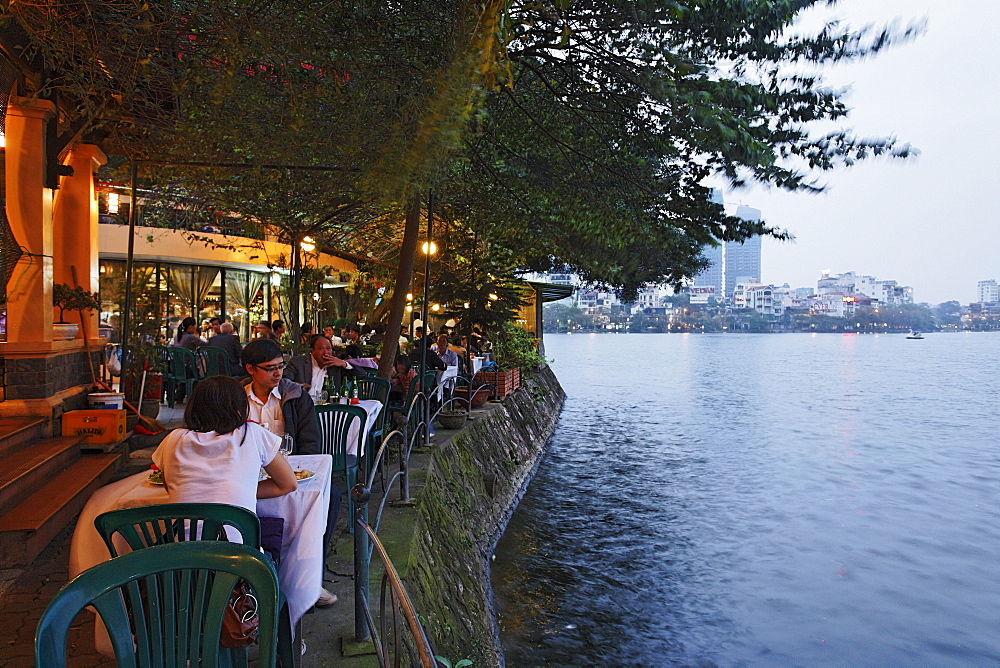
top-left (0, 416), bottom-right (120, 567)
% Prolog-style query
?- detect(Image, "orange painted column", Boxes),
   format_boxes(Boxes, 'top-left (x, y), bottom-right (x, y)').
top-left (4, 97), bottom-right (55, 346)
top-left (52, 144), bottom-right (107, 343)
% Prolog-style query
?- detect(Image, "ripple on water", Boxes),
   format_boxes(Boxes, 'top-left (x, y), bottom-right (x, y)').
top-left (493, 333), bottom-right (1000, 665)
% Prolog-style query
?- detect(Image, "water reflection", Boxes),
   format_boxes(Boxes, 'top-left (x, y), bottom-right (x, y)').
top-left (493, 333), bottom-right (1000, 665)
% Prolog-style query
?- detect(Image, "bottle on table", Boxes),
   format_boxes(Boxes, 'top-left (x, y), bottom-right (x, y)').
top-left (327, 374), bottom-right (340, 403)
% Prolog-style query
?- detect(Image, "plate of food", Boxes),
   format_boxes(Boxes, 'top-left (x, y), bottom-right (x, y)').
top-left (259, 468), bottom-right (316, 482)
top-left (147, 469), bottom-right (164, 486)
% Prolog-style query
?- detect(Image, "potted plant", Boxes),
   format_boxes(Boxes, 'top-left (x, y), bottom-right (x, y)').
top-left (436, 411), bottom-right (468, 430)
top-left (473, 323), bottom-right (543, 398)
top-left (121, 340), bottom-right (166, 411)
top-left (52, 283), bottom-right (101, 340)
top-left (454, 377), bottom-right (491, 408)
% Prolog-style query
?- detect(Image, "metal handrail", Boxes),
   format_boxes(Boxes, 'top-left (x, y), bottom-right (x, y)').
top-left (356, 520), bottom-right (436, 668)
top-left (349, 370), bottom-right (479, 651)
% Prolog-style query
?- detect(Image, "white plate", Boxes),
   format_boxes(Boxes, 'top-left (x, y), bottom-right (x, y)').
top-left (259, 469), bottom-right (316, 482)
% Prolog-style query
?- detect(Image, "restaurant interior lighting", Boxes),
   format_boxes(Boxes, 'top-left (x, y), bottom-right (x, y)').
top-left (107, 192), bottom-right (120, 214)
top-left (421, 241), bottom-right (438, 255)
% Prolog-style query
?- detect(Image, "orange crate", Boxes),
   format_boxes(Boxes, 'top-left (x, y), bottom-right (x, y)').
top-left (62, 409), bottom-right (127, 444)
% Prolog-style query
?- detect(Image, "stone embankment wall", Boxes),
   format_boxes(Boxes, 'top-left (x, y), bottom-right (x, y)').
top-left (406, 365), bottom-right (565, 666)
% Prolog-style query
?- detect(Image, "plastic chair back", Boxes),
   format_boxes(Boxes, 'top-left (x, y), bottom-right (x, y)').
top-left (314, 403), bottom-right (367, 473)
top-left (355, 376), bottom-right (390, 403)
top-left (95, 503), bottom-right (261, 556)
top-left (93, 503), bottom-right (295, 667)
top-left (36, 541), bottom-right (280, 668)
top-left (198, 346), bottom-right (232, 377)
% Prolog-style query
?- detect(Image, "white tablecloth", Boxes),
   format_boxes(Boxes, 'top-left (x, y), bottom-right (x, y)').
top-left (69, 454), bottom-right (332, 651)
top-left (435, 366), bottom-right (459, 402)
top-left (469, 357), bottom-right (483, 375)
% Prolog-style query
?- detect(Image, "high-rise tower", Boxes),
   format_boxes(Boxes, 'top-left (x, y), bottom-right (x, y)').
top-left (692, 194), bottom-right (762, 301)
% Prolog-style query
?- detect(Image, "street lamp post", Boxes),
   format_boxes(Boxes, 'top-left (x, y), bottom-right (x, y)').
top-left (420, 192), bottom-right (435, 448)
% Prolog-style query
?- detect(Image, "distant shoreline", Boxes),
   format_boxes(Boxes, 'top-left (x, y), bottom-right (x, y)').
top-left (542, 329), bottom-right (997, 335)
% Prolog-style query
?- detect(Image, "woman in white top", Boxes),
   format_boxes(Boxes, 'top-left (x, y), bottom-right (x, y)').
top-left (153, 375), bottom-right (297, 512)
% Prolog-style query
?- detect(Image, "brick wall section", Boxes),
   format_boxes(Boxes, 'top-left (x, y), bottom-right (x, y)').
top-left (3, 349), bottom-right (102, 400)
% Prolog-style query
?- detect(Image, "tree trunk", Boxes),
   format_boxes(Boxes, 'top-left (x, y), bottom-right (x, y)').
top-left (377, 196), bottom-right (421, 380)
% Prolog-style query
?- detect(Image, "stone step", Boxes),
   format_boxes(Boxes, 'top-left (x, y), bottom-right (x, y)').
top-left (0, 416), bottom-right (46, 460)
top-left (0, 454), bottom-right (120, 567)
top-left (0, 436), bottom-right (84, 516)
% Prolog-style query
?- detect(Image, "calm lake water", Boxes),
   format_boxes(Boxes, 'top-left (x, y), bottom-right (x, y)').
top-left (492, 332), bottom-right (1000, 666)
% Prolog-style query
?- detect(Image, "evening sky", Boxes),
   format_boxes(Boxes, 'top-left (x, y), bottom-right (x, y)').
top-left (713, 0), bottom-right (998, 305)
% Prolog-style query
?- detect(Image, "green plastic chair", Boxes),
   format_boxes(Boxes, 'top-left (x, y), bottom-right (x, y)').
top-left (162, 347), bottom-right (201, 407)
top-left (35, 541), bottom-right (280, 668)
top-left (389, 367), bottom-right (438, 439)
top-left (355, 376), bottom-right (391, 444)
top-left (94, 503), bottom-right (261, 557)
top-left (315, 403), bottom-right (367, 524)
top-left (198, 346), bottom-right (233, 378)
top-left (93, 503), bottom-right (294, 668)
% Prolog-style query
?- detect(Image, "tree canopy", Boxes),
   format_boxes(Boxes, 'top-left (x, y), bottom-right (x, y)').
top-left (2, 0), bottom-right (918, 305)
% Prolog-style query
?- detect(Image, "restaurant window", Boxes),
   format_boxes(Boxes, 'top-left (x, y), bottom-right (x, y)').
top-left (99, 260), bottom-right (160, 343)
top-left (226, 269), bottom-right (267, 340)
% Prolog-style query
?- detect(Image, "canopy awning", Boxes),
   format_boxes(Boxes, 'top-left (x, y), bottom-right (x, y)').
top-left (525, 281), bottom-right (574, 303)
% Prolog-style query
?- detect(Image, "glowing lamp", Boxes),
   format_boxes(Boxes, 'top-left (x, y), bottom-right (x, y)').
top-left (421, 241), bottom-right (438, 255)
top-left (107, 192), bottom-right (120, 214)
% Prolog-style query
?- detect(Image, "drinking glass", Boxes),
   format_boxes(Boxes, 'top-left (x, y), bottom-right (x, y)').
top-left (280, 434), bottom-right (294, 458)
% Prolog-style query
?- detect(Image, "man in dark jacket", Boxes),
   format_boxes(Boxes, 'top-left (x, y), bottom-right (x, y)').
top-left (207, 321), bottom-right (244, 376)
top-left (241, 339), bottom-right (338, 606)
top-left (283, 334), bottom-right (366, 399)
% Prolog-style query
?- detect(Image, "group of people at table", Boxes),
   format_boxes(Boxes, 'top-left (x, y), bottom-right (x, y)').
top-left (70, 328), bottom-right (479, 655)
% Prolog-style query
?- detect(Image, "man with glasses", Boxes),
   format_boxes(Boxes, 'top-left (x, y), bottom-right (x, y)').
top-left (241, 338), bottom-right (339, 606)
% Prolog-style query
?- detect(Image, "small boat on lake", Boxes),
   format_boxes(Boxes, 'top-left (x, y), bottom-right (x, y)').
top-left (906, 330), bottom-right (924, 339)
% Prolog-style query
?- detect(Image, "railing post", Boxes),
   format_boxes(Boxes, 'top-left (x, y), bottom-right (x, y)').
top-left (422, 386), bottom-right (431, 448)
top-left (399, 432), bottom-right (410, 501)
top-left (351, 482), bottom-right (372, 642)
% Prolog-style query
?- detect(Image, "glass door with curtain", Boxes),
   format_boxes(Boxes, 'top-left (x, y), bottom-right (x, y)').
top-left (224, 269), bottom-right (248, 339)
top-left (165, 264), bottom-right (194, 342)
top-left (225, 270), bottom-right (267, 340)
top-left (100, 260), bottom-right (160, 343)
top-left (195, 266), bottom-right (221, 329)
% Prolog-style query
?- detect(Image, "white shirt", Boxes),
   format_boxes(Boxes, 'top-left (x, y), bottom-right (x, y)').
top-left (152, 423), bottom-right (280, 513)
top-left (309, 356), bottom-right (327, 400)
top-left (246, 384), bottom-right (285, 436)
